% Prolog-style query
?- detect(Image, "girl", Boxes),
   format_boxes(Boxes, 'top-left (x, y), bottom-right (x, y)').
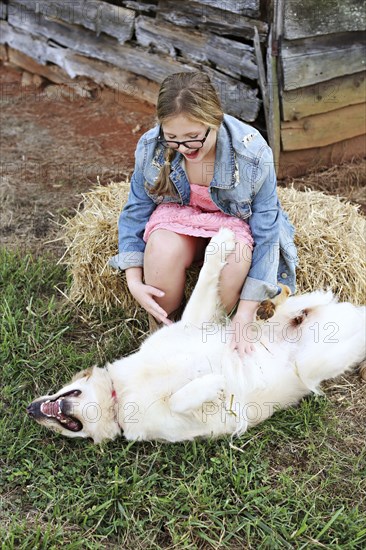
top-left (109, 71), bottom-right (297, 356)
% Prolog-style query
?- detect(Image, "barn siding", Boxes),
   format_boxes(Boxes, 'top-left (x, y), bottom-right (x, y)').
top-left (0, 0), bottom-right (264, 123)
top-left (278, 0), bottom-right (365, 175)
top-left (0, 0), bottom-right (364, 176)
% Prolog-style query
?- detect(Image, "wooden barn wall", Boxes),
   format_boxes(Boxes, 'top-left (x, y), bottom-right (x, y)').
top-left (0, 0), bottom-right (268, 124)
top-left (278, 0), bottom-right (366, 177)
top-left (0, 0), bottom-right (364, 177)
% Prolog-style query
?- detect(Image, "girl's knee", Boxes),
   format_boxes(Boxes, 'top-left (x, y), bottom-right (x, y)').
top-left (145, 230), bottom-right (196, 269)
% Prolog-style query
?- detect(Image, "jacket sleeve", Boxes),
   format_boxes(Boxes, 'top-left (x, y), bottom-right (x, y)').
top-left (240, 146), bottom-right (281, 301)
top-left (109, 138), bottom-right (156, 271)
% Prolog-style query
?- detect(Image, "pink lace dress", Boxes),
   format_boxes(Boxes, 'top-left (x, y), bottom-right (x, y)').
top-left (143, 183), bottom-right (253, 248)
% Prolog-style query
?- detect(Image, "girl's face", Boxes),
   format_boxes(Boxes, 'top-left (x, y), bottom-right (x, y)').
top-left (161, 114), bottom-right (217, 164)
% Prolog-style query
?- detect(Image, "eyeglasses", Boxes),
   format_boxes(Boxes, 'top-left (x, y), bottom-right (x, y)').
top-left (158, 127), bottom-right (211, 150)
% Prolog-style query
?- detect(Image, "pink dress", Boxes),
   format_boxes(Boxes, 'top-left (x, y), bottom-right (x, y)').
top-left (143, 184), bottom-right (253, 248)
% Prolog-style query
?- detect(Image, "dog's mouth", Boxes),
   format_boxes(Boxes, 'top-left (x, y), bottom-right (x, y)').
top-left (28, 390), bottom-right (83, 432)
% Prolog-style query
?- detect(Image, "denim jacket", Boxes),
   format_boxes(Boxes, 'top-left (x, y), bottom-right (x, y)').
top-left (109, 113), bottom-right (298, 302)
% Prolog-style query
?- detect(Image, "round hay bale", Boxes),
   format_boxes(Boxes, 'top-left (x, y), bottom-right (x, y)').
top-left (62, 181), bottom-right (366, 314)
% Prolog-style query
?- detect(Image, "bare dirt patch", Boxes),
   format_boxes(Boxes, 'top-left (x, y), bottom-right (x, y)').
top-left (0, 64), bottom-right (156, 257)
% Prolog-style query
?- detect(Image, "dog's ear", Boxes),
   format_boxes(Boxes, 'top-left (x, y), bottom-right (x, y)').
top-left (72, 367), bottom-right (93, 382)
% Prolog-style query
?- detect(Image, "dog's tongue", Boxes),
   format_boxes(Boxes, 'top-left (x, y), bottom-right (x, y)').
top-left (41, 400), bottom-right (60, 417)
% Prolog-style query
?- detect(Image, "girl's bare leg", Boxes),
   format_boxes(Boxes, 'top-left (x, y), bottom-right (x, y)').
top-left (144, 229), bottom-right (207, 315)
top-left (219, 242), bottom-right (252, 313)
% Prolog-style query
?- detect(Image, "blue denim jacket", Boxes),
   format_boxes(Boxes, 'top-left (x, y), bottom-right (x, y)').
top-left (109, 114), bottom-right (298, 301)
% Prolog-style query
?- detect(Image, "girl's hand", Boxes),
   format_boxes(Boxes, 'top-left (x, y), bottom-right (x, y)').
top-left (228, 314), bottom-right (257, 357)
top-left (128, 280), bottom-right (172, 325)
top-left (228, 300), bottom-right (259, 358)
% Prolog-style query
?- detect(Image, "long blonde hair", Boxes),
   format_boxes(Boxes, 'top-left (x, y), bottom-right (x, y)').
top-left (152, 71), bottom-right (224, 196)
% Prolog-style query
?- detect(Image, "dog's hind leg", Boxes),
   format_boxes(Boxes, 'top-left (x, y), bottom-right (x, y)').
top-left (182, 228), bottom-right (236, 325)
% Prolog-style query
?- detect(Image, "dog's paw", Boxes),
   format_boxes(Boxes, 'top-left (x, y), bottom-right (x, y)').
top-left (256, 300), bottom-right (276, 321)
top-left (256, 284), bottom-right (292, 321)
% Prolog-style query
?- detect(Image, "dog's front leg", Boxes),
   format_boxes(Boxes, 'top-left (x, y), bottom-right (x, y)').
top-left (169, 374), bottom-right (225, 414)
top-left (182, 228), bottom-right (236, 325)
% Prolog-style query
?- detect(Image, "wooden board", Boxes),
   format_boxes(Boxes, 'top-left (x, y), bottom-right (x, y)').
top-left (203, 66), bottom-right (260, 122)
top-left (135, 15), bottom-right (258, 80)
top-left (266, 29), bottom-right (281, 166)
top-left (281, 32), bottom-right (365, 90)
top-left (156, 0), bottom-right (268, 42)
top-left (7, 47), bottom-right (68, 83)
top-left (6, 45), bottom-right (161, 105)
top-left (0, 43), bottom-right (8, 61)
top-left (278, 134), bottom-right (366, 179)
top-left (67, 53), bottom-right (161, 106)
top-left (8, 0), bottom-right (135, 43)
top-left (282, 72), bottom-right (366, 121)
top-left (0, 21), bottom-right (260, 121)
top-left (283, 0), bottom-right (366, 39)
top-left (124, 1), bottom-right (157, 15)
top-left (186, 0), bottom-right (261, 18)
top-left (0, 1), bottom-right (7, 19)
top-left (281, 103), bottom-right (366, 151)
top-left (4, 16), bottom-right (194, 82)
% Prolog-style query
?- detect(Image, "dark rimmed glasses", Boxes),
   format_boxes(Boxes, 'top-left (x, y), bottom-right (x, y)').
top-left (158, 127), bottom-right (211, 150)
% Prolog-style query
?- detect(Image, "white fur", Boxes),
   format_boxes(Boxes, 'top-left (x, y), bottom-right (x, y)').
top-left (30, 229), bottom-right (366, 443)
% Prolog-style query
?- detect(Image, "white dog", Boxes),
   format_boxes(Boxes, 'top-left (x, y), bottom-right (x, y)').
top-left (27, 229), bottom-right (366, 443)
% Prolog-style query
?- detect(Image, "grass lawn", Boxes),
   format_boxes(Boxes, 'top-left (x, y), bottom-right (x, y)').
top-left (1, 248), bottom-right (365, 549)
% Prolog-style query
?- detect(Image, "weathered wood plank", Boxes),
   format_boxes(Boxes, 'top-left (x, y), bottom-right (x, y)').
top-left (283, 0), bottom-right (366, 39)
top-left (135, 15), bottom-right (258, 80)
top-left (136, 15), bottom-right (206, 59)
top-left (6, 45), bottom-right (160, 105)
top-left (124, 1), bottom-right (157, 15)
top-left (203, 66), bottom-right (260, 121)
top-left (156, 0), bottom-right (268, 42)
top-left (7, 46), bottom-right (69, 83)
top-left (8, 0), bottom-right (135, 43)
top-left (266, 28), bottom-right (281, 166)
top-left (281, 32), bottom-right (365, 90)
top-left (0, 21), bottom-right (260, 120)
top-left (0, 21), bottom-right (49, 64)
top-left (281, 103), bottom-right (365, 151)
top-left (67, 53), bottom-right (161, 105)
top-left (187, 0), bottom-right (261, 18)
top-left (205, 34), bottom-right (258, 80)
top-left (253, 27), bottom-right (269, 127)
top-left (278, 134), bottom-right (366, 179)
top-left (282, 72), bottom-right (366, 121)
top-left (0, 1), bottom-right (7, 19)
top-left (5, 14), bottom-right (192, 82)
top-left (0, 43), bottom-right (8, 61)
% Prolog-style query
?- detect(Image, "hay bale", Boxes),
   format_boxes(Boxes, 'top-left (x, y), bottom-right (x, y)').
top-left (61, 181), bottom-right (366, 314)
top-left (277, 187), bottom-right (366, 304)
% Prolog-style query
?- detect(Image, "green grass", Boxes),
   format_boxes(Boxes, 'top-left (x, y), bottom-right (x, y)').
top-left (0, 248), bottom-right (365, 549)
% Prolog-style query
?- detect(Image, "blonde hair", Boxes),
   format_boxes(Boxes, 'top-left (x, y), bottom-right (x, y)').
top-left (152, 71), bottom-right (224, 196)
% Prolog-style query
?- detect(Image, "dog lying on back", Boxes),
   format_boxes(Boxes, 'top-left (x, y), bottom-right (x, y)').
top-left (27, 229), bottom-right (366, 443)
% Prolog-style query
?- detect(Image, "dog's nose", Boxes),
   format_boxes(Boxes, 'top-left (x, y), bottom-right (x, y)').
top-left (26, 402), bottom-right (39, 418)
